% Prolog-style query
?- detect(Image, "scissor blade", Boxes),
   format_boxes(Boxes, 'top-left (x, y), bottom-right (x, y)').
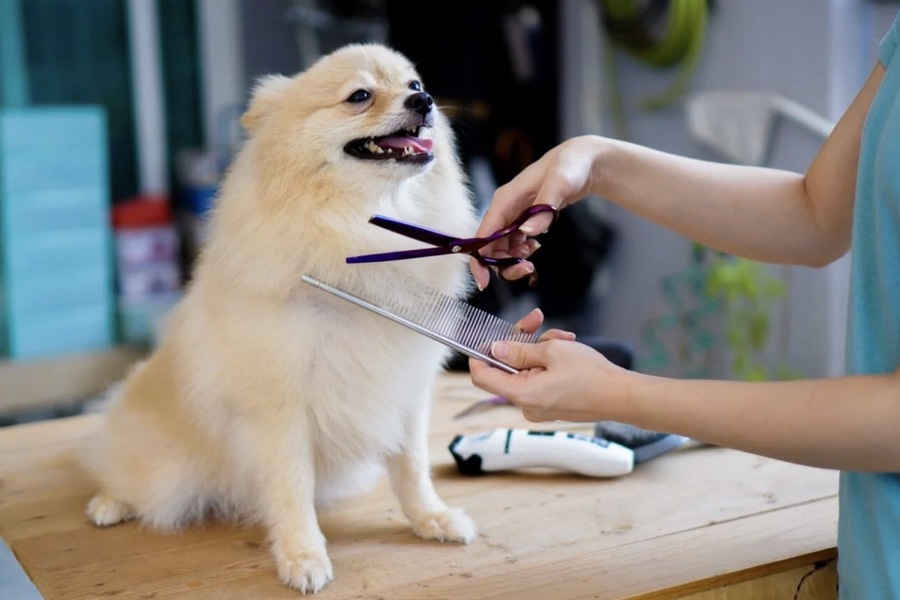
top-left (346, 246), bottom-right (456, 263)
top-left (369, 214), bottom-right (460, 246)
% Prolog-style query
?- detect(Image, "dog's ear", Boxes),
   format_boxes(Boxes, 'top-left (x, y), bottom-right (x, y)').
top-left (241, 74), bottom-right (292, 133)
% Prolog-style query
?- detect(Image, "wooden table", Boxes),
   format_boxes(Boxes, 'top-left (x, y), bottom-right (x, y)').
top-left (0, 373), bottom-right (839, 599)
top-left (0, 347), bottom-right (145, 415)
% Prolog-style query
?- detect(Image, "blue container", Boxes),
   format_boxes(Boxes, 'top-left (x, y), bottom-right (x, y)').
top-left (0, 106), bottom-right (115, 360)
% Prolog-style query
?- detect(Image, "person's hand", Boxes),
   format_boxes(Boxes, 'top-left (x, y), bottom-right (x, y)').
top-left (470, 135), bottom-right (604, 290)
top-left (469, 308), bottom-right (633, 423)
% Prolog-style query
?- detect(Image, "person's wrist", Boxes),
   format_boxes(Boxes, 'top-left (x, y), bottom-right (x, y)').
top-left (586, 135), bottom-right (625, 199)
top-left (598, 366), bottom-right (646, 423)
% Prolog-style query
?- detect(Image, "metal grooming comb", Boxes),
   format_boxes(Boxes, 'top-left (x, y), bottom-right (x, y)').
top-left (300, 275), bottom-right (537, 373)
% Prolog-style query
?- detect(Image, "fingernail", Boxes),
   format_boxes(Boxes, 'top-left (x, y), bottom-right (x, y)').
top-left (477, 280), bottom-right (484, 292)
top-left (491, 341), bottom-right (508, 359)
top-left (523, 264), bottom-right (534, 274)
top-left (513, 247), bottom-right (531, 258)
top-left (520, 225), bottom-right (536, 235)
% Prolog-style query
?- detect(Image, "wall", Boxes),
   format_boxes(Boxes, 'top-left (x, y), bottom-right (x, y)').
top-left (240, 0), bottom-right (302, 89)
top-left (196, 0), bottom-right (246, 154)
top-left (563, 0), bottom-right (899, 378)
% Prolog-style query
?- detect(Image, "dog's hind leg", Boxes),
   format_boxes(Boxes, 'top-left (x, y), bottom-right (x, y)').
top-left (388, 393), bottom-right (477, 544)
top-left (83, 425), bottom-right (212, 533)
top-left (86, 466), bottom-right (208, 532)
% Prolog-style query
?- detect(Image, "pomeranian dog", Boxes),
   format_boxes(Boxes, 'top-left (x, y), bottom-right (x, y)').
top-left (82, 43), bottom-right (480, 594)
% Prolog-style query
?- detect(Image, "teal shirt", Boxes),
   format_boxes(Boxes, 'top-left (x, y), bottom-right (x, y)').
top-left (838, 10), bottom-right (900, 599)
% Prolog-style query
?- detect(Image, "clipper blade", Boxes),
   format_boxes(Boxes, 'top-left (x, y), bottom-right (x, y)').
top-left (300, 275), bottom-right (537, 373)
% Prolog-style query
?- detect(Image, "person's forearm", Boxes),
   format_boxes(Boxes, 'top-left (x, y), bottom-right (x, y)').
top-left (582, 65), bottom-right (886, 267)
top-left (593, 138), bottom-right (849, 267)
top-left (617, 369), bottom-right (900, 472)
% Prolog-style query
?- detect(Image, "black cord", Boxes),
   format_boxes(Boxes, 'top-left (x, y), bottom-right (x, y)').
top-left (600, 0), bottom-right (669, 50)
top-left (793, 559), bottom-right (835, 600)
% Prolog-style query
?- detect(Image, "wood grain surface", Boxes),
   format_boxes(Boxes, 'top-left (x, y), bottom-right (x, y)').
top-left (0, 373), bottom-right (839, 599)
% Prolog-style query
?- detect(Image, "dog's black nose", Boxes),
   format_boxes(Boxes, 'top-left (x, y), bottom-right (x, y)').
top-left (404, 91), bottom-right (434, 116)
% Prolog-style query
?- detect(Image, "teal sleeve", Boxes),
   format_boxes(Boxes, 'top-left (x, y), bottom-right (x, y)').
top-left (880, 11), bottom-right (900, 67)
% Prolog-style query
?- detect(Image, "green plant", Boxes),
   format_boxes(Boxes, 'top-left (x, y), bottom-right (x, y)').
top-left (704, 249), bottom-right (805, 381)
top-left (636, 242), bottom-right (806, 382)
top-left (636, 243), bottom-right (720, 379)
top-left (597, 0), bottom-right (710, 139)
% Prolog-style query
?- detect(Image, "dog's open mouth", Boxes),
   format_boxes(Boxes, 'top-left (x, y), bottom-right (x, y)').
top-left (344, 126), bottom-right (434, 164)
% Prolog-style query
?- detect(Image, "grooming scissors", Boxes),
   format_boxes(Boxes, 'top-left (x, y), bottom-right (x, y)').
top-left (346, 204), bottom-right (559, 284)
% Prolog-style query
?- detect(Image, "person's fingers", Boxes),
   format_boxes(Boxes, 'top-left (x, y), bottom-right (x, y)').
top-left (508, 239), bottom-right (541, 259)
top-left (519, 211), bottom-right (557, 236)
top-left (490, 340), bottom-right (547, 370)
top-left (497, 261), bottom-right (534, 282)
top-left (470, 158), bottom-right (566, 287)
top-left (475, 179), bottom-right (538, 239)
top-left (469, 257), bottom-right (491, 291)
top-left (494, 238), bottom-right (544, 284)
top-left (539, 328), bottom-right (577, 342)
top-left (507, 231), bottom-right (527, 246)
top-left (515, 308), bottom-right (544, 334)
top-left (519, 175), bottom-right (567, 234)
top-left (469, 357), bottom-right (515, 396)
top-left (470, 237), bottom-right (516, 291)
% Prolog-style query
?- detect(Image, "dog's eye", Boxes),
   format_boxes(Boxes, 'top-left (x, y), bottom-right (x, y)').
top-left (346, 89), bottom-right (371, 103)
top-left (408, 80), bottom-right (422, 92)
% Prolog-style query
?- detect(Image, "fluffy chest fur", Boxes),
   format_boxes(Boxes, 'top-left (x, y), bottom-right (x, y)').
top-left (178, 216), bottom-right (470, 434)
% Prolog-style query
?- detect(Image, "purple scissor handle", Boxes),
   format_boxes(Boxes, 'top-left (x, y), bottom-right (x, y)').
top-left (346, 203), bottom-right (559, 284)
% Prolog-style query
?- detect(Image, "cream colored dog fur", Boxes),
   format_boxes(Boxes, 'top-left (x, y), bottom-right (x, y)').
top-left (82, 43), bottom-right (479, 594)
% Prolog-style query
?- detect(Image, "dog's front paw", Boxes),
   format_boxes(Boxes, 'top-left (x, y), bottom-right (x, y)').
top-left (274, 545), bottom-right (334, 595)
top-left (86, 493), bottom-right (134, 527)
top-left (411, 506), bottom-right (477, 544)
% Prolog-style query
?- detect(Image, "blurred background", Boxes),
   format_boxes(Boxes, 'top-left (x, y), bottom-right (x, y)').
top-left (0, 0), bottom-right (898, 424)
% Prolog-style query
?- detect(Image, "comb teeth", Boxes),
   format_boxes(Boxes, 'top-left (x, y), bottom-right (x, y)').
top-left (404, 287), bottom-right (539, 354)
top-left (300, 275), bottom-right (538, 372)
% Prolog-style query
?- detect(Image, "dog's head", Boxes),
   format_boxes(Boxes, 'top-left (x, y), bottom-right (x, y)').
top-left (209, 44), bottom-right (476, 299)
top-left (240, 44), bottom-right (448, 183)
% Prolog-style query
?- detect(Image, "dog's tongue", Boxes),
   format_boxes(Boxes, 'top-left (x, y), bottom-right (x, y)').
top-left (376, 136), bottom-right (433, 153)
